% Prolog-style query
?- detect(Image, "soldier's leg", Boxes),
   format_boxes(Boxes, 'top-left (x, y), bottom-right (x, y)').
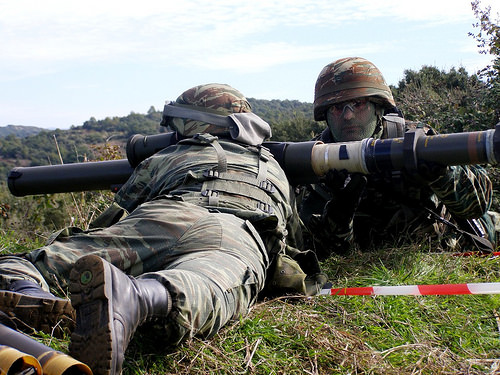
top-left (69, 254), bottom-right (171, 375)
top-left (0, 255), bottom-right (50, 290)
top-left (24, 199), bottom-right (216, 289)
top-left (0, 198), bottom-right (210, 338)
top-left (67, 200), bottom-right (268, 373)
top-left (0, 198), bottom-right (204, 334)
top-left (140, 210), bottom-right (268, 345)
top-left (0, 255), bottom-right (74, 333)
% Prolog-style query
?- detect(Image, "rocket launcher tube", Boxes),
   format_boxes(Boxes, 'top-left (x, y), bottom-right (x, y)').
top-left (310, 126), bottom-right (499, 177)
top-left (8, 159), bottom-right (134, 196)
top-left (7, 124), bottom-right (500, 196)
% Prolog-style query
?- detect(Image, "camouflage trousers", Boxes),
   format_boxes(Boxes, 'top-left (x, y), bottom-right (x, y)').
top-left (0, 199), bottom-right (269, 345)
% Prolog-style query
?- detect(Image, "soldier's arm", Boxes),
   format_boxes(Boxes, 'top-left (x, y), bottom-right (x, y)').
top-left (428, 164), bottom-right (493, 219)
top-left (298, 186), bottom-right (354, 259)
top-left (113, 158), bottom-right (159, 213)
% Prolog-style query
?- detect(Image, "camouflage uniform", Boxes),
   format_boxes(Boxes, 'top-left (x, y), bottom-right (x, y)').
top-left (299, 57), bottom-right (496, 257)
top-left (299, 126), bottom-right (495, 257)
top-left (0, 84), bottom-right (322, 348)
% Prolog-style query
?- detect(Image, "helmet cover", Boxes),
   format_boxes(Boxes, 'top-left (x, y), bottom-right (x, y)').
top-left (314, 57), bottom-right (395, 121)
top-left (167, 83), bottom-right (252, 137)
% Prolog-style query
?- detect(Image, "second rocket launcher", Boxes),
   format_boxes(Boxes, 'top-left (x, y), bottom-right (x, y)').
top-left (309, 125), bottom-right (500, 177)
top-left (7, 124), bottom-right (500, 197)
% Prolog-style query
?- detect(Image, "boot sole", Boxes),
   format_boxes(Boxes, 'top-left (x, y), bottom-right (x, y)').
top-left (0, 290), bottom-right (75, 335)
top-left (69, 255), bottom-right (115, 375)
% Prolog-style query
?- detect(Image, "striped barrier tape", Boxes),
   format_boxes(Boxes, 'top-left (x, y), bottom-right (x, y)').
top-left (320, 282), bottom-right (500, 296)
top-left (452, 251), bottom-right (500, 257)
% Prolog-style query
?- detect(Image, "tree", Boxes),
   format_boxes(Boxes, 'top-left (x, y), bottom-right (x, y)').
top-left (392, 66), bottom-right (492, 133)
top-left (469, 0), bottom-right (500, 122)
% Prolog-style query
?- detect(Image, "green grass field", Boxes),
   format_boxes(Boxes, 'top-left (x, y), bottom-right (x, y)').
top-left (2, 230), bottom-right (499, 374)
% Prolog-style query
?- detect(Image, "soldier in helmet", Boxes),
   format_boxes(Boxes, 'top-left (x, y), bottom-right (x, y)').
top-left (299, 57), bottom-right (496, 258)
top-left (0, 83), bottom-right (325, 375)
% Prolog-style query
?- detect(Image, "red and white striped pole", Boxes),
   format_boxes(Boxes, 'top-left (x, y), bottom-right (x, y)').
top-left (321, 282), bottom-right (500, 296)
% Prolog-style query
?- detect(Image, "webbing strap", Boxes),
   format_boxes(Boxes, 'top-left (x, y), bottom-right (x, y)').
top-left (385, 121), bottom-right (399, 138)
top-left (202, 189), bottom-right (220, 206)
top-left (382, 114), bottom-right (405, 139)
top-left (202, 179), bottom-right (275, 213)
top-left (183, 190), bottom-right (274, 213)
top-left (185, 135), bottom-right (278, 213)
top-left (203, 170), bottom-right (276, 193)
top-left (256, 146), bottom-right (270, 185)
top-left (163, 102), bottom-right (233, 129)
top-left (188, 134), bottom-right (228, 173)
top-left (210, 138), bottom-right (228, 173)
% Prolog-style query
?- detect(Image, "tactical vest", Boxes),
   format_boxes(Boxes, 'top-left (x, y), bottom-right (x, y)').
top-left (175, 134), bottom-right (284, 218)
top-left (171, 134), bottom-right (326, 296)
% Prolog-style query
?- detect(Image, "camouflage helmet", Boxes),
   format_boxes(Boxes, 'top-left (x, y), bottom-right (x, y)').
top-left (165, 83), bottom-right (252, 137)
top-left (313, 57), bottom-right (395, 121)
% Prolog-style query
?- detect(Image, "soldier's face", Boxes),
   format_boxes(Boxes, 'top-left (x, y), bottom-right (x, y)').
top-left (326, 98), bottom-right (378, 142)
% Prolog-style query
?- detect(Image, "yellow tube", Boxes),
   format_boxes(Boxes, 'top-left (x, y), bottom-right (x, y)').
top-left (0, 323), bottom-right (92, 375)
top-left (0, 345), bottom-right (42, 375)
top-left (311, 140), bottom-right (369, 176)
top-left (38, 350), bottom-right (92, 375)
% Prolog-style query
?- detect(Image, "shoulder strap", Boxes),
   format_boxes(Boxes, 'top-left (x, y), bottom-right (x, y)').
top-left (382, 113), bottom-right (405, 138)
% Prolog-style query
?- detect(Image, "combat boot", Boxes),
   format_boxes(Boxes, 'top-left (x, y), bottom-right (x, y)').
top-left (69, 254), bottom-right (171, 375)
top-left (0, 279), bottom-right (75, 335)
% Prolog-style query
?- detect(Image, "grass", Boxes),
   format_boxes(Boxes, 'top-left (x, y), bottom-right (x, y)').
top-left (7, 242), bottom-right (498, 375)
top-left (122, 245), bottom-right (500, 374)
top-left (1, 190), bottom-right (499, 374)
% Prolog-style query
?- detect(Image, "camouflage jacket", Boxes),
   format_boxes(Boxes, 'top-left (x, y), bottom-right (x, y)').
top-left (112, 134), bottom-right (303, 255)
top-left (298, 125), bottom-right (495, 257)
top-left (104, 133), bottom-right (325, 294)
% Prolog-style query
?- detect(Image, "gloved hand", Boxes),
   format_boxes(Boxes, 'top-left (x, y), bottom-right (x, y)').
top-left (402, 160), bottom-right (448, 186)
top-left (305, 170), bottom-right (367, 258)
top-left (416, 161), bottom-right (448, 184)
top-left (322, 170), bottom-right (367, 229)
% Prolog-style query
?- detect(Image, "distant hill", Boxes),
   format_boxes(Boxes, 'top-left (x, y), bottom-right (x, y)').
top-left (0, 99), bottom-right (322, 180)
top-left (0, 125), bottom-right (47, 138)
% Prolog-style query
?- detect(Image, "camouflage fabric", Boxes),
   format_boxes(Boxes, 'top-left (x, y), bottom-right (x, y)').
top-left (1, 134), bottom-right (320, 344)
top-left (299, 125), bottom-right (496, 258)
top-left (304, 58), bottom-right (495, 256)
top-left (0, 255), bottom-right (51, 292)
top-left (162, 83), bottom-right (253, 137)
top-left (114, 135), bottom-right (302, 251)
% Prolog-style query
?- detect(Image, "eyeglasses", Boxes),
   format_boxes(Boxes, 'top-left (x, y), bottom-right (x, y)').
top-left (329, 98), bottom-right (370, 114)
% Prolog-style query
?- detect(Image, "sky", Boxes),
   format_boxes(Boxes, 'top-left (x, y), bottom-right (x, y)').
top-left (1, 0), bottom-right (499, 130)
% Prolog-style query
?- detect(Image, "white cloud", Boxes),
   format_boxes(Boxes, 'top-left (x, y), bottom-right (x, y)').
top-left (2, 0), bottom-right (499, 128)
top-left (2, 0), bottom-right (496, 74)
top-left (184, 42), bottom-right (380, 72)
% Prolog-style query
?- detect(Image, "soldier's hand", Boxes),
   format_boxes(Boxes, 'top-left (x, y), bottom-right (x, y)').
top-left (416, 161), bottom-right (448, 183)
top-left (323, 169), bottom-right (349, 192)
top-left (322, 170), bottom-right (367, 224)
top-left (402, 161), bottom-right (448, 186)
